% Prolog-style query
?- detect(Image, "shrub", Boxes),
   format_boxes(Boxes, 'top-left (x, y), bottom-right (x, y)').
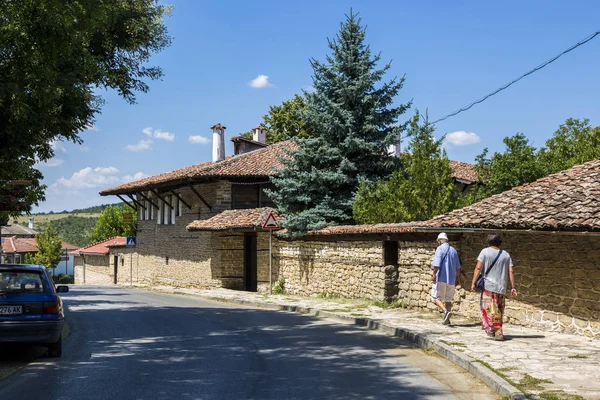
top-left (53, 274), bottom-right (74, 284)
top-left (273, 276), bottom-right (286, 295)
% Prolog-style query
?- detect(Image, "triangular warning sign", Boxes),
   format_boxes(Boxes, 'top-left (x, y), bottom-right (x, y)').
top-left (127, 238), bottom-right (135, 246)
top-left (262, 211), bottom-right (279, 230)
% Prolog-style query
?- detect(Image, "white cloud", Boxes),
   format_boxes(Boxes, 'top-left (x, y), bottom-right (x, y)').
top-left (50, 140), bottom-right (67, 154)
top-left (52, 166), bottom-right (146, 191)
top-left (188, 135), bottom-right (210, 144)
top-left (142, 127), bottom-right (175, 141)
top-left (154, 130), bottom-right (175, 141)
top-left (53, 167), bottom-right (121, 189)
top-left (143, 127), bottom-right (153, 136)
top-left (249, 74), bottom-right (274, 88)
top-left (125, 139), bottom-right (153, 152)
top-left (445, 131), bottom-right (481, 146)
top-left (80, 146), bottom-right (90, 152)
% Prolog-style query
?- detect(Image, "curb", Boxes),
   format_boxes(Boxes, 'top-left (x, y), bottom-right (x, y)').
top-left (146, 287), bottom-right (526, 400)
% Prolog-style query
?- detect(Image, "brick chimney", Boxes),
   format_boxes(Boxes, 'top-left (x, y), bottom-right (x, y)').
top-left (253, 125), bottom-right (267, 143)
top-left (211, 123), bottom-right (226, 162)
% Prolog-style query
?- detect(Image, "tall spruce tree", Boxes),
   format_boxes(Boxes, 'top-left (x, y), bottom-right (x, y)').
top-left (269, 11), bottom-right (410, 235)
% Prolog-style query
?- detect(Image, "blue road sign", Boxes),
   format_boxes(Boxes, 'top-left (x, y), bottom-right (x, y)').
top-left (126, 236), bottom-right (137, 247)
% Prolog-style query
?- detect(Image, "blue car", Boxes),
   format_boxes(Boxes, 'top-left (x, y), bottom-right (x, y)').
top-left (0, 264), bottom-right (69, 357)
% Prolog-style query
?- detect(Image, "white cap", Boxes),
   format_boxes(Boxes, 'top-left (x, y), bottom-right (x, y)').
top-left (437, 232), bottom-right (448, 241)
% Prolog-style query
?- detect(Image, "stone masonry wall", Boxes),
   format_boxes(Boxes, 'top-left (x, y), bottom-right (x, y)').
top-left (458, 232), bottom-right (600, 338)
top-left (131, 182), bottom-right (229, 289)
top-left (73, 254), bottom-right (113, 285)
top-left (277, 240), bottom-right (386, 300)
top-left (396, 233), bottom-right (600, 338)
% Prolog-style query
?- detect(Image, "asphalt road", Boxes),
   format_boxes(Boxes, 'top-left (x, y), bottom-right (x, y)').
top-left (0, 286), bottom-right (497, 400)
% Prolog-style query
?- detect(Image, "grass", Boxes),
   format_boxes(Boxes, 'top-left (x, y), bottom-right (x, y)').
top-left (422, 347), bottom-right (436, 355)
top-left (318, 291), bottom-right (341, 299)
top-left (439, 340), bottom-right (467, 348)
top-left (371, 299), bottom-right (408, 309)
top-left (322, 308), bottom-right (351, 313)
top-left (16, 213), bottom-right (100, 224)
top-left (475, 360), bottom-right (554, 395)
top-left (350, 313), bottom-right (366, 317)
top-left (519, 373), bottom-right (553, 391)
top-left (567, 354), bottom-right (588, 359)
top-left (538, 390), bottom-right (586, 400)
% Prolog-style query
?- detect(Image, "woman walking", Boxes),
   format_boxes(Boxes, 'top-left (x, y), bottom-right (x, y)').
top-left (470, 233), bottom-right (518, 341)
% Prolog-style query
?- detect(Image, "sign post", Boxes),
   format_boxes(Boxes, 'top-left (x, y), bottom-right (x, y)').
top-left (126, 236), bottom-right (136, 285)
top-left (262, 212), bottom-right (280, 295)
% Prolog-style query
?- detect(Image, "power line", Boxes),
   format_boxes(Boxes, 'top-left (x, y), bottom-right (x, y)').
top-left (431, 30), bottom-right (600, 125)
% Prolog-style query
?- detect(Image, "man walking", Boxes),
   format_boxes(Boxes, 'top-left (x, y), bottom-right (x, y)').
top-left (431, 232), bottom-right (462, 325)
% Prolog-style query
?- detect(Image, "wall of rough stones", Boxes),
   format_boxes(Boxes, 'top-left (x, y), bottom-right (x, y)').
top-left (130, 182), bottom-right (229, 289)
top-left (276, 240), bottom-right (387, 300)
top-left (394, 233), bottom-right (600, 338)
top-left (458, 232), bottom-right (600, 338)
top-left (73, 254), bottom-right (113, 285)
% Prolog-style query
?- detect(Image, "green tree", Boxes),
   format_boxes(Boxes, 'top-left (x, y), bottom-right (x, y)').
top-left (353, 113), bottom-right (456, 223)
top-left (241, 94), bottom-right (314, 143)
top-left (468, 133), bottom-right (545, 203)
top-left (0, 0), bottom-right (171, 216)
top-left (538, 118), bottom-right (600, 175)
top-left (32, 227), bottom-right (62, 270)
top-left (90, 206), bottom-right (136, 242)
top-left (268, 11), bottom-right (410, 235)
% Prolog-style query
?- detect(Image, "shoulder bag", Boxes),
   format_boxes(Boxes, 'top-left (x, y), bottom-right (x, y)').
top-left (475, 249), bottom-right (503, 292)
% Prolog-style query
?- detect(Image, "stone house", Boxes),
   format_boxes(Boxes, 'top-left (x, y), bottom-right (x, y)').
top-left (272, 159), bottom-right (600, 338)
top-left (72, 237), bottom-right (127, 285)
top-left (93, 124), bottom-right (478, 292)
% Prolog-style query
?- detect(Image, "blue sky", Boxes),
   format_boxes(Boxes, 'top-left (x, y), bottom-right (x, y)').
top-left (34, 0), bottom-right (600, 212)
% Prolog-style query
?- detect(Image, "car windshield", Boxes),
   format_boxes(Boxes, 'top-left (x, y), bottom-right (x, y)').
top-left (0, 271), bottom-right (45, 294)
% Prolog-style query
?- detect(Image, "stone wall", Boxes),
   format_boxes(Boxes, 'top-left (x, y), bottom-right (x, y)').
top-left (394, 232), bottom-right (600, 338)
top-left (277, 240), bottom-right (387, 300)
top-left (131, 182), bottom-right (228, 289)
top-left (73, 254), bottom-right (113, 285)
top-left (458, 232), bottom-right (600, 338)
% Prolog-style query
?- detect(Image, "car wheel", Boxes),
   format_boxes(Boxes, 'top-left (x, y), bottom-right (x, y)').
top-left (47, 335), bottom-right (62, 358)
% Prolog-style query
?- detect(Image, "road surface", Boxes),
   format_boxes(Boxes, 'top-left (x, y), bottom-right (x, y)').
top-left (0, 286), bottom-right (497, 399)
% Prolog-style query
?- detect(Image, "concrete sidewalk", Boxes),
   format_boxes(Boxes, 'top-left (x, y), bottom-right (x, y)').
top-left (144, 285), bottom-right (598, 400)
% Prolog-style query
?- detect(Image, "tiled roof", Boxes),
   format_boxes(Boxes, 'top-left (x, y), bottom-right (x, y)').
top-left (100, 138), bottom-right (477, 196)
top-left (100, 141), bottom-right (296, 195)
top-left (71, 237), bottom-right (127, 255)
top-left (303, 222), bottom-right (420, 236)
top-left (61, 241), bottom-right (79, 251)
top-left (449, 160), bottom-right (479, 184)
top-left (423, 159), bottom-right (600, 231)
top-left (1, 224), bottom-right (38, 237)
top-left (1, 237), bottom-right (37, 254)
top-left (187, 207), bottom-right (281, 231)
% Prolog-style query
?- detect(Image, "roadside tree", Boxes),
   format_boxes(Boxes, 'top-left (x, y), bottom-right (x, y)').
top-left (0, 0), bottom-right (171, 216)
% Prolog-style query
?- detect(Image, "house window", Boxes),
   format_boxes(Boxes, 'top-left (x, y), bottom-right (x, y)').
top-left (150, 193), bottom-right (154, 220)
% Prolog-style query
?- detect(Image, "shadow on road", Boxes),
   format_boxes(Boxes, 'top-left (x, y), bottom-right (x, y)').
top-left (1, 288), bottom-right (472, 399)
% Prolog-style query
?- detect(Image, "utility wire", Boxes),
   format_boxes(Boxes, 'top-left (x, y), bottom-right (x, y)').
top-left (431, 30), bottom-right (600, 125)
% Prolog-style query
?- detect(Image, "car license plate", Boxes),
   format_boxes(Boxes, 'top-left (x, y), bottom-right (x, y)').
top-left (0, 305), bottom-right (22, 315)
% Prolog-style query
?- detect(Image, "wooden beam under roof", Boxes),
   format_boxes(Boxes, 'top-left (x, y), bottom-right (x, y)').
top-left (188, 184), bottom-right (212, 211)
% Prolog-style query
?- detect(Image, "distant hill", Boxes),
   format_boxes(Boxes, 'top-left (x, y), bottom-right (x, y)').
top-left (37, 202), bottom-right (124, 215)
top-left (14, 202), bottom-right (126, 247)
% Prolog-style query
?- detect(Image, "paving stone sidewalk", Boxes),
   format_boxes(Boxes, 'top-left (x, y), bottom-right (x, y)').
top-left (147, 285), bottom-right (599, 400)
